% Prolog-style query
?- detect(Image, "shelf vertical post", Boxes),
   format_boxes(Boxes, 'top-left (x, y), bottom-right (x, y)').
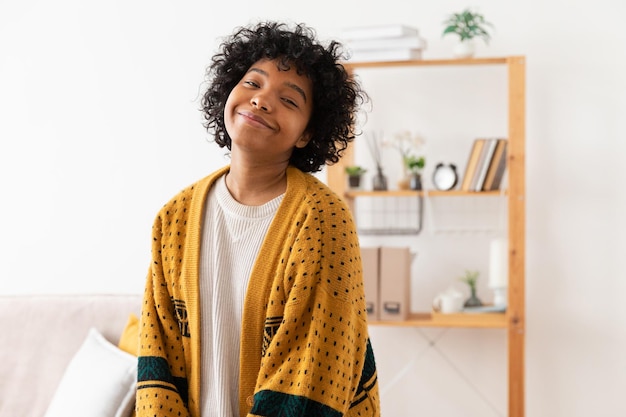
top-left (326, 66), bottom-right (356, 211)
top-left (326, 143), bottom-right (353, 204)
top-left (507, 56), bottom-right (526, 417)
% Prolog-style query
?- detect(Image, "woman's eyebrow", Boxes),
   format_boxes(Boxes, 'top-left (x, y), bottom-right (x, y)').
top-left (285, 82), bottom-right (307, 103)
top-left (247, 67), bottom-right (268, 77)
top-left (247, 67), bottom-right (307, 103)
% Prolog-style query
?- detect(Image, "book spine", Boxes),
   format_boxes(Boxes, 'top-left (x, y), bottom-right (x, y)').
top-left (473, 138), bottom-right (499, 191)
top-left (461, 139), bottom-right (485, 192)
top-left (488, 142), bottom-right (508, 190)
top-left (482, 139), bottom-right (507, 191)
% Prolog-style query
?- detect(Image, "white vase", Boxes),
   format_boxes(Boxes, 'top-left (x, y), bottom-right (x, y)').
top-left (453, 40), bottom-right (476, 59)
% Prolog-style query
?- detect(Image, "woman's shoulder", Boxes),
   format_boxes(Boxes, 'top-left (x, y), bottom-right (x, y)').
top-left (157, 166), bottom-right (229, 218)
top-left (288, 167), bottom-right (343, 201)
top-left (290, 167), bottom-right (349, 210)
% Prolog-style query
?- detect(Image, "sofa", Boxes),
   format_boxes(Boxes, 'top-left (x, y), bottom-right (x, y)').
top-left (0, 294), bottom-right (142, 417)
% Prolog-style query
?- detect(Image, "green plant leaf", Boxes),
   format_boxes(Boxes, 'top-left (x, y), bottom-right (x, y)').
top-left (442, 8), bottom-right (493, 43)
top-left (345, 166), bottom-right (367, 176)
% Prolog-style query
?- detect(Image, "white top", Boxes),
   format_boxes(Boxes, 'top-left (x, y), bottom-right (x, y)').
top-left (199, 174), bottom-right (283, 417)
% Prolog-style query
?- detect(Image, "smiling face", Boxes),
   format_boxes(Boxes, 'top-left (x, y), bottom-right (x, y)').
top-left (224, 58), bottom-right (314, 166)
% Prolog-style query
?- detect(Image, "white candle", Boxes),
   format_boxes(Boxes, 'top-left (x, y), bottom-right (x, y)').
top-left (489, 238), bottom-right (508, 289)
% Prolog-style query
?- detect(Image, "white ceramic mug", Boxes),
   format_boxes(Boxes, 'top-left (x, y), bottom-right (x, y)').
top-left (432, 290), bottom-right (464, 314)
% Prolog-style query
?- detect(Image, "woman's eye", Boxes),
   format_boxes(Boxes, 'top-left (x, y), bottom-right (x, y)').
top-left (282, 98), bottom-right (298, 108)
top-left (244, 80), bottom-right (259, 88)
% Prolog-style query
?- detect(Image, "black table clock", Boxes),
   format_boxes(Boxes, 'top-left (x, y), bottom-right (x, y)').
top-left (432, 163), bottom-right (458, 191)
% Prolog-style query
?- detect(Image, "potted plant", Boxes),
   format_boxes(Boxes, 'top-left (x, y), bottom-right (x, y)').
top-left (345, 165), bottom-right (367, 188)
top-left (459, 270), bottom-right (483, 307)
top-left (404, 154), bottom-right (425, 190)
top-left (442, 8), bottom-right (493, 58)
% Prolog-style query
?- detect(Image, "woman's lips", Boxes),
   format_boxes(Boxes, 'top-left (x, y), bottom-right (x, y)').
top-left (239, 110), bottom-right (274, 129)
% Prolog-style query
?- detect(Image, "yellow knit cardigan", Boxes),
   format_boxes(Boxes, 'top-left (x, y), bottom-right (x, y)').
top-left (136, 166), bottom-right (380, 417)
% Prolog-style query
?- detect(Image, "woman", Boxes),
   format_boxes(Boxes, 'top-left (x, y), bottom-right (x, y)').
top-left (136, 21), bottom-right (380, 417)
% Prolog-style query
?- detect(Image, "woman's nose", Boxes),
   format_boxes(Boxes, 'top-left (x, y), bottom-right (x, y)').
top-left (251, 94), bottom-right (271, 112)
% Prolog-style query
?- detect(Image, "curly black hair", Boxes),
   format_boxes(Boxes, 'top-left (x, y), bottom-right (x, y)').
top-left (201, 21), bottom-right (367, 173)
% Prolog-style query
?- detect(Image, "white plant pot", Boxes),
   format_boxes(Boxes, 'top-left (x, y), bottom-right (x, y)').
top-left (453, 40), bottom-right (476, 59)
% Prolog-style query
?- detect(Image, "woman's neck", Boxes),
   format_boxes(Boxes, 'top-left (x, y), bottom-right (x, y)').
top-left (224, 162), bottom-right (289, 206)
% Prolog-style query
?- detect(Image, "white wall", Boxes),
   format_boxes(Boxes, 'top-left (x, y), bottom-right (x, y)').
top-left (1, 0), bottom-right (625, 416)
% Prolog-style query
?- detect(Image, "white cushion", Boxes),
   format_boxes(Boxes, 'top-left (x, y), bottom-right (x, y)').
top-left (43, 328), bottom-right (137, 417)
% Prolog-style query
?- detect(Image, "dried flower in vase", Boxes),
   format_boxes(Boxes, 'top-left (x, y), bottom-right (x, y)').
top-left (365, 131), bottom-right (384, 170)
top-left (365, 131), bottom-right (388, 190)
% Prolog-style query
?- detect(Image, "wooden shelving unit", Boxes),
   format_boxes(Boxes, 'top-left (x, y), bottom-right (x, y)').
top-left (327, 56), bottom-right (526, 417)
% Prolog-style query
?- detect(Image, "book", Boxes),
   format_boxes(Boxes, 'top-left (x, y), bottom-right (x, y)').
top-left (340, 24), bottom-right (419, 41)
top-left (347, 35), bottom-right (427, 51)
top-left (348, 48), bottom-right (422, 63)
top-left (460, 139), bottom-right (486, 191)
top-left (472, 138), bottom-right (499, 191)
top-left (490, 157), bottom-right (508, 190)
top-left (482, 140), bottom-right (508, 191)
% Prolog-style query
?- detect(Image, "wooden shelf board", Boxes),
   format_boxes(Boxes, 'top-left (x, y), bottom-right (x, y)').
top-left (344, 56), bottom-right (514, 70)
top-left (345, 189), bottom-right (505, 198)
top-left (368, 311), bottom-right (508, 328)
top-left (346, 190), bottom-right (420, 197)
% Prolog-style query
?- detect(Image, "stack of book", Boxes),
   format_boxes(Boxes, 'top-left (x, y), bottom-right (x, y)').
top-left (340, 24), bottom-right (427, 63)
top-left (460, 138), bottom-right (508, 192)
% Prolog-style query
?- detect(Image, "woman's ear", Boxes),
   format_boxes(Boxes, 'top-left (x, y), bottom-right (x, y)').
top-left (295, 131), bottom-right (312, 149)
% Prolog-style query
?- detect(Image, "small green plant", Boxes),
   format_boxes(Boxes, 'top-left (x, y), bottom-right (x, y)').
top-left (404, 155), bottom-right (425, 174)
top-left (459, 270), bottom-right (479, 292)
top-left (442, 8), bottom-right (493, 43)
top-left (345, 165), bottom-right (367, 176)
top-left (459, 270), bottom-right (483, 307)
